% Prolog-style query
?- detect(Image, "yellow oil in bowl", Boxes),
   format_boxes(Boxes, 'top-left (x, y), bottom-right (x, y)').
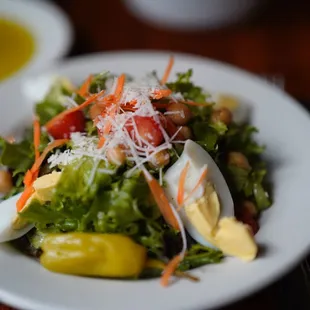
top-left (0, 18), bottom-right (35, 81)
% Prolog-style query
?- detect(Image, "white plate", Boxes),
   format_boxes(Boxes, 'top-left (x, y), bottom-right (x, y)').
top-left (1, 51), bottom-right (310, 310)
top-left (0, 0), bottom-right (72, 85)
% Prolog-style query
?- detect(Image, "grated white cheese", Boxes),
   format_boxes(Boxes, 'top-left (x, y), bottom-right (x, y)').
top-left (48, 73), bottom-right (186, 180)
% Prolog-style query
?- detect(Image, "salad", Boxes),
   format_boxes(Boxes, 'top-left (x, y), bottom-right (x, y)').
top-left (0, 57), bottom-right (271, 286)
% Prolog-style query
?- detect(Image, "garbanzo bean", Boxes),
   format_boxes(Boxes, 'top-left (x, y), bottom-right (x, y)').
top-left (149, 150), bottom-right (170, 169)
top-left (178, 126), bottom-right (193, 140)
top-left (228, 152), bottom-right (251, 170)
top-left (0, 170), bottom-right (13, 194)
top-left (106, 146), bottom-right (126, 166)
top-left (166, 102), bottom-right (192, 126)
top-left (211, 107), bottom-right (233, 125)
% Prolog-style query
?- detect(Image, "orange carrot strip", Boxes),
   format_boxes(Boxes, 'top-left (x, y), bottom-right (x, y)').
top-left (152, 89), bottom-right (172, 100)
top-left (18, 139), bottom-right (69, 212)
top-left (177, 161), bottom-right (190, 208)
top-left (97, 136), bottom-right (105, 149)
top-left (33, 117), bottom-right (41, 160)
top-left (97, 106), bottom-right (117, 149)
top-left (78, 74), bottom-right (93, 97)
top-left (31, 139), bottom-right (69, 174)
top-left (160, 254), bottom-right (183, 287)
top-left (161, 56), bottom-right (174, 85)
top-left (184, 167), bottom-right (208, 203)
top-left (16, 186), bottom-right (35, 212)
top-left (114, 73), bottom-right (126, 100)
top-left (23, 170), bottom-right (35, 187)
top-left (45, 91), bottom-right (105, 131)
top-left (144, 171), bottom-right (180, 230)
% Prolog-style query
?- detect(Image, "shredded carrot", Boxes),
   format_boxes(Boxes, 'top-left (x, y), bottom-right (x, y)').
top-left (160, 254), bottom-right (183, 287)
top-left (161, 56), bottom-right (174, 85)
top-left (33, 117), bottom-right (41, 160)
top-left (184, 166), bottom-right (208, 203)
top-left (78, 74), bottom-right (93, 97)
top-left (177, 161), bottom-right (190, 208)
top-left (114, 73), bottom-right (126, 101)
top-left (31, 139), bottom-right (69, 174)
top-left (45, 91), bottom-right (105, 131)
top-left (96, 75), bottom-right (125, 148)
top-left (152, 89), bottom-right (172, 100)
top-left (23, 169), bottom-right (36, 188)
top-left (97, 106), bottom-right (117, 149)
top-left (16, 186), bottom-right (35, 212)
top-left (17, 139), bottom-right (69, 212)
top-left (144, 171), bottom-right (180, 230)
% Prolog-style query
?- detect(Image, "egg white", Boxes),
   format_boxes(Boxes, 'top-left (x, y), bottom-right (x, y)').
top-left (164, 140), bottom-right (234, 248)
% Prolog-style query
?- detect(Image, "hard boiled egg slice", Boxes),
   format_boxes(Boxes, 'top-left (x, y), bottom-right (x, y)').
top-left (164, 139), bottom-right (234, 248)
top-left (0, 171), bottom-right (62, 243)
top-left (0, 193), bottom-right (34, 243)
top-left (164, 140), bottom-right (258, 261)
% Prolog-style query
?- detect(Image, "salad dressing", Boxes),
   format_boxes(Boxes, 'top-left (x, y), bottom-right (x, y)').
top-left (0, 18), bottom-right (35, 81)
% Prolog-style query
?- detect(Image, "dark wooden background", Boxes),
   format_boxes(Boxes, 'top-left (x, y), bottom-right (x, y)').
top-left (2, 0), bottom-right (310, 309)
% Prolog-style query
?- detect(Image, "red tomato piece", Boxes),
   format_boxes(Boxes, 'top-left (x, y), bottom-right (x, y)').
top-left (47, 110), bottom-right (86, 139)
top-left (126, 116), bottom-right (164, 147)
top-left (236, 208), bottom-right (259, 236)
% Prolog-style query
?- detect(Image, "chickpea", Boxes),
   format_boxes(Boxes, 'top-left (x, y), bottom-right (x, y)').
top-left (211, 107), bottom-right (232, 125)
top-left (0, 170), bottom-right (13, 194)
top-left (242, 200), bottom-right (257, 217)
top-left (178, 126), bottom-right (193, 140)
top-left (228, 152), bottom-right (251, 170)
top-left (89, 104), bottom-right (104, 120)
top-left (166, 102), bottom-right (192, 126)
top-left (106, 146), bottom-right (126, 166)
top-left (5, 136), bottom-right (15, 143)
top-left (149, 150), bottom-right (170, 169)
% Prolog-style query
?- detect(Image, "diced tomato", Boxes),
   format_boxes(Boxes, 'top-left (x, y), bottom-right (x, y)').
top-left (126, 116), bottom-right (164, 146)
top-left (160, 114), bottom-right (185, 141)
top-left (244, 217), bottom-right (259, 235)
top-left (46, 110), bottom-right (86, 139)
top-left (236, 206), bottom-right (259, 236)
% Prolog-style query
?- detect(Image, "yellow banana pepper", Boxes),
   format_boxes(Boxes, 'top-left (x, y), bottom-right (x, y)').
top-left (40, 233), bottom-right (147, 278)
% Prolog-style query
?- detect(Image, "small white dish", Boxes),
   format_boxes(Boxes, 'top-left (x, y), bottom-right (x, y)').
top-left (0, 0), bottom-right (73, 85)
top-left (122, 0), bottom-right (261, 31)
top-left (1, 51), bottom-right (310, 310)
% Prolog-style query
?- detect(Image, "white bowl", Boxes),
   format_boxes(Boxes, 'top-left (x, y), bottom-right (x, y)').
top-left (1, 51), bottom-right (310, 310)
top-left (123, 0), bottom-right (261, 31)
top-left (0, 0), bottom-right (73, 85)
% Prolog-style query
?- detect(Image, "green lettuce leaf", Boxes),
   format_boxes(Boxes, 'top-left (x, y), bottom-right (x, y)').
top-left (35, 78), bottom-right (74, 125)
top-left (191, 120), bottom-right (227, 153)
top-left (227, 165), bottom-right (271, 211)
top-left (224, 124), bottom-right (265, 157)
top-left (20, 158), bottom-right (169, 257)
top-left (178, 244), bottom-right (223, 271)
top-left (0, 130), bottom-right (50, 199)
top-left (166, 69), bottom-right (212, 117)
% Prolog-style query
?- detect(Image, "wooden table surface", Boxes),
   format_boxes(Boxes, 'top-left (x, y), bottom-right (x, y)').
top-left (2, 0), bottom-right (310, 309)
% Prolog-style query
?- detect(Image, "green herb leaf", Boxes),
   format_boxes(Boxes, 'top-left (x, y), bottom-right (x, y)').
top-left (178, 244), bottom-right (223, 271)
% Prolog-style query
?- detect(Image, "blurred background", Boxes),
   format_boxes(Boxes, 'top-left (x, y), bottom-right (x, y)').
top-left (1, 0), bottom-right (310, 309)
top-left (54, 0), bottom-right (310, 101)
